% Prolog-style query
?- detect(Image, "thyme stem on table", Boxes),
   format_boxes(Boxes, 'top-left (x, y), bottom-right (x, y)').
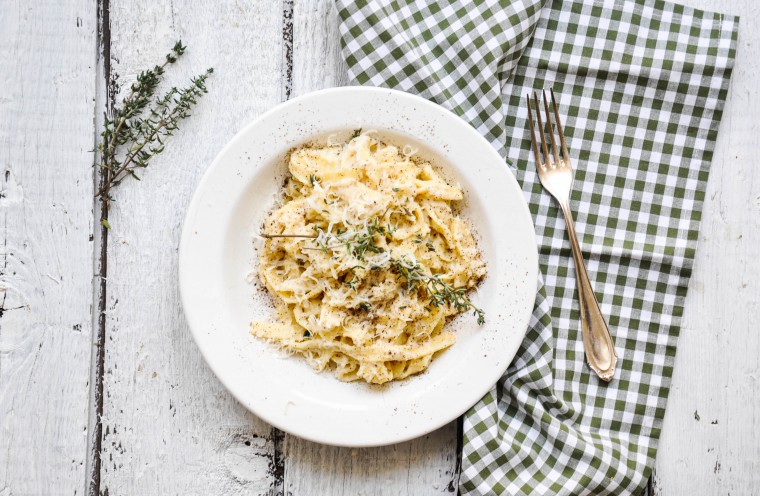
top-left (95, 40), bottom-right (213, 228)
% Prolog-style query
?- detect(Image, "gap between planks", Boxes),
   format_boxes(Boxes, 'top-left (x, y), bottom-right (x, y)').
top-left (269, 1), bottom-right (294, 494)
top-left (85, 0), bottom-right (112, 494)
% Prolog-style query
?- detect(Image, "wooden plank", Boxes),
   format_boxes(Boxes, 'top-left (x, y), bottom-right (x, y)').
top-left (0, 1), bottom-right (97, 494)
top-left (97, 1), bottom-right (284, 494)
top-left (284, 428), bottom-right (461, 495)
top-left (291, 0), bottom-right (349, 96)
top-left (654, 0), bottom-right (759, 494)
top-left (284, 2), bottom-right (460, 494)
top-left (87, 1), bottom-right (111, 491)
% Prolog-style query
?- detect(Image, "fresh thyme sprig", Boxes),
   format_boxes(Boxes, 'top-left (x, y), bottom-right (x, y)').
top-left (390, 255), bottom-right (485, 325)
top-left (274, 220), bottom-right (484, 324)
top-left (96, 40), bottom-right (213, 228)
top-left (311, 219), bottom-right (390, 262)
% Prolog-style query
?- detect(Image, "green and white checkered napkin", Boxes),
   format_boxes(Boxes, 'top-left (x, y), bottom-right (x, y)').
top-left (335, 0), bottom-right (738, 494)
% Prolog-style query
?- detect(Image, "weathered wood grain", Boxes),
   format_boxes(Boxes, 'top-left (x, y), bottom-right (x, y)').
top-left (0, 1), bottom-right (97, 494)
top-left (291, 0), bottom-right (349, 96)
top-left (284, 430), bottom-right (461, 496)
top-left (96, 1), bottom-right (283, 494)
top-left (654, 1), bottom-right (760, 494)
top-left (284, 2), bottom-right (461, 495)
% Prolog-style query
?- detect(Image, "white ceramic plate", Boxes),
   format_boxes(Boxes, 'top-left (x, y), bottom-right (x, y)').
top-left (179, 87), bottom-right (537, 447)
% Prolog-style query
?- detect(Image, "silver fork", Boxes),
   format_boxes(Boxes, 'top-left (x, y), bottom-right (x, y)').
top-left (526, 89), bottom-right (617, 382)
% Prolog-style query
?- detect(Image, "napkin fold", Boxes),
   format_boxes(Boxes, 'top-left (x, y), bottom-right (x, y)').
top-left (335, 0), bottom-right (739, 494)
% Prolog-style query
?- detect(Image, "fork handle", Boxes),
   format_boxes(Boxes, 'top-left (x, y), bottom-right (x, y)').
top-left (559, 201), bottom-right (618, 382)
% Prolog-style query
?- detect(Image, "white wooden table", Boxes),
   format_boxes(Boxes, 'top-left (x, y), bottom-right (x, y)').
top-left (0, 0), bottom-right (756, 494)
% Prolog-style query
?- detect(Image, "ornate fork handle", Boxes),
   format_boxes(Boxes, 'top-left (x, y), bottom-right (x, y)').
top-left (558, 200), bottom-right (617, 381)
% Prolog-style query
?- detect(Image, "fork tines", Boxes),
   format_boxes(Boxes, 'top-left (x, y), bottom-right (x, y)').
top-left (526, 89), bottom-right (571, 170)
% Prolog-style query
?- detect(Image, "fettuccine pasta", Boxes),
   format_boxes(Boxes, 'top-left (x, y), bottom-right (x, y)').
top-left (251, 133), bottom-right (486, 384)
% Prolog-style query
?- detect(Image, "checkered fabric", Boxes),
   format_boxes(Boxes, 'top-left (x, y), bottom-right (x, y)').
top-left (335, 1), bottom-right (739, 494)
